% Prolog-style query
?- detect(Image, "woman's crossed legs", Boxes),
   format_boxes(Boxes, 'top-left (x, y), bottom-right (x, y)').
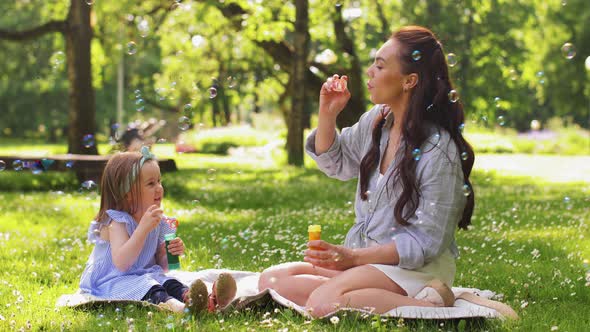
top-left (259, 262), bottom-right (439, 318)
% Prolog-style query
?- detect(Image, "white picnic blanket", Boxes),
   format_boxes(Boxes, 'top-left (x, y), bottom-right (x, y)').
top-left (57, 269), bottom-right (509, 320)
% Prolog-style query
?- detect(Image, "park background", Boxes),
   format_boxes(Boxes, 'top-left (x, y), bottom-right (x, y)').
top-left (0, 0), bottom-right (589, 331)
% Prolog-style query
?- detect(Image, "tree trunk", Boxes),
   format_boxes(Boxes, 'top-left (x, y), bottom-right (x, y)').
top-left (65, 0), bottom-right (97, 154)
top-left (0, 0), bottom-right (97, 155)
top-left (459, 8), bottom-right (474, 109)
top-left (287, 0), bottom-right (309, 166)
top-left (333, 4), bottom-right (366, 130)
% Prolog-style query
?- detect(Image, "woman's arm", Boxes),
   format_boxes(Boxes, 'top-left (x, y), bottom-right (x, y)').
top-left (315, 75), bottom-right (350, 155)
top-left (304, 240), bottom-right (400, 270)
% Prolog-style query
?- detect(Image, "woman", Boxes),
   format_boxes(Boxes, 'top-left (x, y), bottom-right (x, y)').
top-left (258, 26), bottom-right (475, 317)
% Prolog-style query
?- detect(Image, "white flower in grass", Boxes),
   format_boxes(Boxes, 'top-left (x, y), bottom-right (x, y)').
top-left (330, 316), bottom-right (340, 325)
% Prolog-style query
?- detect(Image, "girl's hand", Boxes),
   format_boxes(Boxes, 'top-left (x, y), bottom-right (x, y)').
top-left (166, 237), bottom-right (185, 256)
top-left (138, 205), bottom-right (163, 233)
top-left (304, 240), bottom-right (357, 271)
top-left (319, 74), bottom-right (351, 118)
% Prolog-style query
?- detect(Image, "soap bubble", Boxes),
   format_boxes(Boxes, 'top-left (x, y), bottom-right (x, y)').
top-left (509, 69), bottom-right (518, 81)
top-left (31, 162), bottom-right (44, 175)
top-left (563, 196), bottom-right (572, 210)
top-left (459, 123), bottom-right (465, 133)
top-left (226, 76), bottom-right (236, 88)
top-left (65, 161), bottom-right (75, 169)
top-left (497, 115), bottom-right (506, 126)
top-left (0, 161), bottom-right (5, 171)
top-left (207, 168), bottom-right (216, 181)
top-left (411, 50), bottom-right (422, 61)
top-left (530, 119), bottom-right (541, 131)
top-left (135, 98), bottom-right (145, 112)
top-left (560, 43), bottom-right (576, 60)
top-left (314, 49), bottom-right (338, 65)
top-left (137, 19), bottom-right (150, 38)
top-left (209, 87), bottom-right (218, 99)
top-left (461, 151), bottom-right (468, 161)
top-left (81, 180), bottom-right (97, 192)
top-left (448, 90), bottom-right (459, 103)
top-left (85, 0), bottom-right (94, 5)
top-left (462, 184), bottom-right (472, 196)
top-left (183, 104), bottom-right (193, 117)
top-left (412, 148), bottom-right (422, 161)
top-left (191, 35), bottom-right (206, 48)
top-left (494, 97), bottom-right (501, 108)
top-left (536, 71), bottom-right (545, 84)
top-left (12, 160), bottom-right (23, 171)
top-left (50, 51), bottom-right (65, 69)
top-left (585, 56), bottom-right (590, 71)
top-left (126, 42), bottom-right (137, 55)
top-left (82, 134), bottom-right (95, 148)
top-left (447, 53), bottom-right (457, 67)
top-left (178, 116), bottom-right (191, 131)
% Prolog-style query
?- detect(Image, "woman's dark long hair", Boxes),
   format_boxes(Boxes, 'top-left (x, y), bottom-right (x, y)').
top-left (359, 26), bottom-right (475, 230)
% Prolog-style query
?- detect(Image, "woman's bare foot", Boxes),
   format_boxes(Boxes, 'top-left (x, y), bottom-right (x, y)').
top-left (186, 279), bottom-right (208, 315)
top-left (414, 279), bottom-right (455, 307)
top-left (208, 273), bottom-right (237, 312)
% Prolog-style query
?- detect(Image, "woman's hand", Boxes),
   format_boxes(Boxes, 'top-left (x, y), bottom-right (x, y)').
top-left (319, 74), bottom-right (351, 118)
top-left (304, 240), bottom-right (358, 271)
top-left (166, 237), bottom-right (185, 256)
top-left (138, 205), bottom-right (163, 233)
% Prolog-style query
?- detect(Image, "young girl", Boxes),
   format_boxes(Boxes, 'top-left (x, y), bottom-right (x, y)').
top-left (79, 146), bottom-right (220, 313)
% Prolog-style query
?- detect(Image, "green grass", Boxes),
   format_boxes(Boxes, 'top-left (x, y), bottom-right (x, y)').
top-left (178, 125), bottom-right (280, 155)
top-left (0, 150), bottom-right (588, 331)
top-left (464, 125), bottom-right (590, 155)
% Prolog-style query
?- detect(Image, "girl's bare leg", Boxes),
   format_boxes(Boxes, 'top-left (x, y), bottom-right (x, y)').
top-left (258, 262), bottom-right (343, 306)
top-left (305, 265), bottom-right (439, 317)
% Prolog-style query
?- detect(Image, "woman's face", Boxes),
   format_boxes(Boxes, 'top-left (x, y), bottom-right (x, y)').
top-left (366, 39), bottom-right (407, 105)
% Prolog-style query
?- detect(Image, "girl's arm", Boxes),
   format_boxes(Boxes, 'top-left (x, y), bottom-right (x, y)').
top-left (110, 205), bottom-right (162, 272)
top-left (109, 222), bottom-right (150, 272)
top-left (155, 242), bottom-right (168, 272)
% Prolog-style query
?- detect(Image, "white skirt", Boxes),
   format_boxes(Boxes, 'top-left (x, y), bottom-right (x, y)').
top-left (369, 249), bottom-right (456, 298)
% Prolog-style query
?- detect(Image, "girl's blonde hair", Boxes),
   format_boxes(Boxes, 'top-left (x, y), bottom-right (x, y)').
top-left (95, 151), bottom-right (157, 222)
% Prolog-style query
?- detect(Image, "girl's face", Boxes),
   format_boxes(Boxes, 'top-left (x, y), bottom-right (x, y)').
top-left (135, 161), bottom-right (164, 214)
top-left (366, 39), bottom-right (407, 105)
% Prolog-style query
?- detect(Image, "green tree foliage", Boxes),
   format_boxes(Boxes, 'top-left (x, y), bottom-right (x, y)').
top-left (0, 0), bottom-right (587, 145)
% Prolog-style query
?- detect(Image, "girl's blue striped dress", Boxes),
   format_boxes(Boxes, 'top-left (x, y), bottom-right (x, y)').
top-left (79, 210), bottom-right (177, 300)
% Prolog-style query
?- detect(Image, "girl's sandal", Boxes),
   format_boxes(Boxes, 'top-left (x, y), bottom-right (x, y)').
top-left (207, 273), bottom-right (237, 312)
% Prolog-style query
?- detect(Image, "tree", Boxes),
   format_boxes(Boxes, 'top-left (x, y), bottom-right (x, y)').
top-left (0, 0), bottom-right (97, 154)
top-left (287, 0), bottom-right (309, 166)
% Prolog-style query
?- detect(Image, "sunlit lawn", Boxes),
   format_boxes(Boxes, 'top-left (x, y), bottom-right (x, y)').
top-left (0, 145), bottom-right (588, 331)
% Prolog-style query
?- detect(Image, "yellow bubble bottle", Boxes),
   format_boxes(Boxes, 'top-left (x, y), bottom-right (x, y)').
top-left (308, 225), bottom-right (322, 250)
